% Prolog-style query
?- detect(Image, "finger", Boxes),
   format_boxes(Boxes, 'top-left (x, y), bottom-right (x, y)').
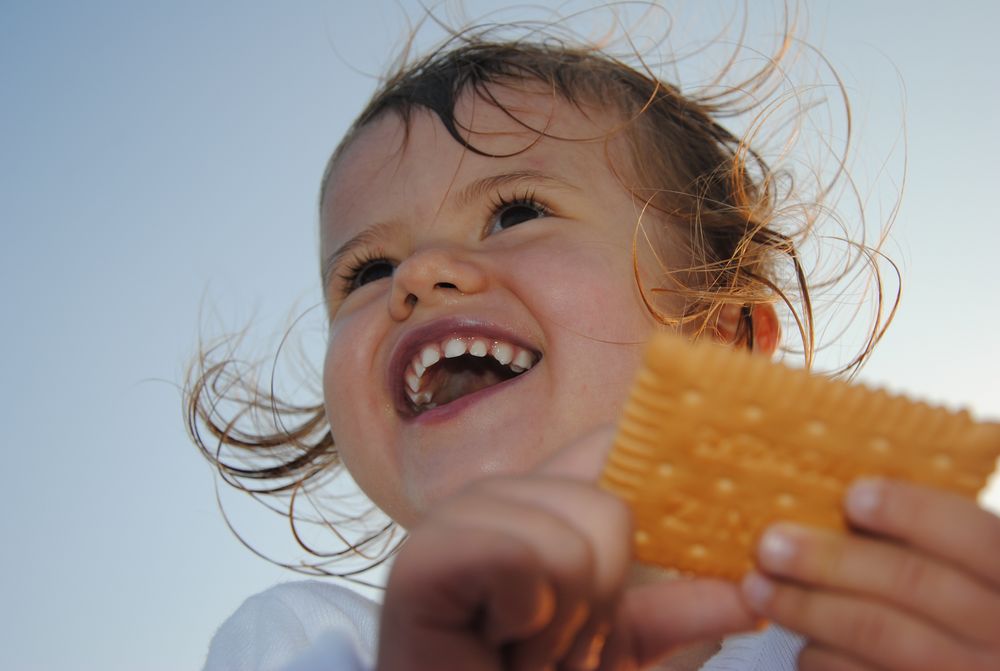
top-left (436, 490), bottom-right (598, 667)
top-left (535, 424), bottom-right (617, 482)
top-left (754, 523), bottom-right (1000, 643)
top-left (844, 478), bottom-right (1000, 588)
top-left (741, 571), bottom-right (996, 671)
top-left (623, 578), bottom-right (758, 666)
top-left (481, 476), bottom-right (632, 600)
top-left (380, 525), bottom-right (555, 670)
top-left (797, 642), bottom-right (871, 671)
top-left (478, 478), bottom-right (631, 668)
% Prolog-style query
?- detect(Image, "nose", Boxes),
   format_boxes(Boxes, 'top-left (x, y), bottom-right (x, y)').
top-left (388, 245), bottom-right (489, 321)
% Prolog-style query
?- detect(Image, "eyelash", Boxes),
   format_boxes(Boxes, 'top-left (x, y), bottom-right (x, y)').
top-left (336, 190), bottom-right (552, 296)
top-left (338, 250), bottom-right (394, 296)
top-left (488, 189), bottom-right (550, 232)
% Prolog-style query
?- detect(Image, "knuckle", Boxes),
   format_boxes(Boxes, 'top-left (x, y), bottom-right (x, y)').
top-left (889, 552), bottom-right (932, 602)
top-left (845, 607), bottom-right (890, 652)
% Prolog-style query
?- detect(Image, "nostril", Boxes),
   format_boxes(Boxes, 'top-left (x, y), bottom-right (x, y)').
top-left (434, 282), bottom-right (458, 290)
top-left (405, 293), bottom-right (418, 307)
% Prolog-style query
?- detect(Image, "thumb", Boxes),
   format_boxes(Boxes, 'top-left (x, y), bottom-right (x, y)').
top-left (622, 578), bottom-right (758, 665)
top-left (534, 424), bottom-right (617, 482)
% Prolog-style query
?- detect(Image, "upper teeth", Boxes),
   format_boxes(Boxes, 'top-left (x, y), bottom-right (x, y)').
top-left (404, 336), bottom-right (538, 402)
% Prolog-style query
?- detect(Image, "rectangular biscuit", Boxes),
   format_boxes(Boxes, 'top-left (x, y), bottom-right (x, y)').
top-left (599, 333), bottom-right (1000, 580)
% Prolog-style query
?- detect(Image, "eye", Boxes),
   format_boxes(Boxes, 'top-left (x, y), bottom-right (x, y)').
top-left (489, 192), bottom-right (549, 233)
top-left (340, 255), bottom-right (395, 294)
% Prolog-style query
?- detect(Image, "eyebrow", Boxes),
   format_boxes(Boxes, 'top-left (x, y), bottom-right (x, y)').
top-left (321, 170), bottom-right (579, 291)
top-left (453, 169), bottom-right (579, 208)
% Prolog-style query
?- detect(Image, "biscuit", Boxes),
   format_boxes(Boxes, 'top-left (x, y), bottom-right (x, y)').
top-left (599, 333), bottom-right (1000, 579)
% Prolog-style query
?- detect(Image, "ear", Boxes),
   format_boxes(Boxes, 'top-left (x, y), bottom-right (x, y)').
top-left (714, 303), bottom-right (780, 357)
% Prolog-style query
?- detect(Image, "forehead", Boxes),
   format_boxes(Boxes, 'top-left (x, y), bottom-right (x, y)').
top-left (319, 84), bottom-right (631, 244)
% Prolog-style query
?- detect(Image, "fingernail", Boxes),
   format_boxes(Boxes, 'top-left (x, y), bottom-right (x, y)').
top-left (757, 525), bottom-right (798, 570)
top-left (846, 478), bottom-right (883, 522)
top-left (741, 571), bottom-right (775, 611)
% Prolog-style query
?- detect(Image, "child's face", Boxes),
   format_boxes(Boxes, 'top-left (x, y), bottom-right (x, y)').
top-left (320, 85), bottom-right (686, 527)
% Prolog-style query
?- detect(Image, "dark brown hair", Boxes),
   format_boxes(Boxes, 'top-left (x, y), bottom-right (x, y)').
top-left (186, 20), bottom-right (897, 579)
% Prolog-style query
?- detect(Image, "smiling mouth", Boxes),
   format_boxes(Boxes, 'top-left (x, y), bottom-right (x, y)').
top-left (401, 336), bottom-right (540, 416)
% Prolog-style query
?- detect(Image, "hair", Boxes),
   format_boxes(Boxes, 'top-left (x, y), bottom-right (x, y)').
top-left (185, 11), bottom-right (898, 580)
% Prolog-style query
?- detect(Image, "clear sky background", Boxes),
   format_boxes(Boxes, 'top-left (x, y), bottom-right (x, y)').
top-left (3, 1), bottom-right (998, 669)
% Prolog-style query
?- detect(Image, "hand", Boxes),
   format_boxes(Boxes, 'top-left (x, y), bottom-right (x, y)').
top-left (377, 428), bottom-right (758, 671)
top-left (741, 478), bottom-right (1000, 670)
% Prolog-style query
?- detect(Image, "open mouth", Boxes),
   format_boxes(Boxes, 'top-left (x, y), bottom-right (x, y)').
top-left (400, 335), bottom-right (540, 416)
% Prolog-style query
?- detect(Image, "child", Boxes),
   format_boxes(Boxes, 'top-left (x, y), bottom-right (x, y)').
top-left (189, 18), bottom-right (1000, 671)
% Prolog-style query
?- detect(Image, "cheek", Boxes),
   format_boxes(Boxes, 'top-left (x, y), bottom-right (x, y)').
top-left (521, 240), bottom-right (654, 338)
top-left (323, 297), bottom-right (386, 405)
top-left (510, 239), bottom-right (655, 426)
top-left (322, 306), bottom-right (395, 488)
top-left (322, 317), bottom-right (366, 427)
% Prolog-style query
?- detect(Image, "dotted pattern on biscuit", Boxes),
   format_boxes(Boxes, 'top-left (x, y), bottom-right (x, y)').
top-left (599, 334), bottom-right (1000, 580)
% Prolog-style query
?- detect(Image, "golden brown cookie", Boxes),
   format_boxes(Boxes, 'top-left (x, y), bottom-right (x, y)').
top-left (599, 333), bottom-right (1000, 579)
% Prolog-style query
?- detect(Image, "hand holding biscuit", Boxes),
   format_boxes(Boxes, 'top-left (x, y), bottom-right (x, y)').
top-left (598, 334), bottom-right (1000, 670)
top-left (742, 479), bottom-right (1000, 670)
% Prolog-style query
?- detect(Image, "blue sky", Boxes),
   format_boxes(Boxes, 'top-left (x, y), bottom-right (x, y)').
top-left (2, 2), bottom-right (998, 669)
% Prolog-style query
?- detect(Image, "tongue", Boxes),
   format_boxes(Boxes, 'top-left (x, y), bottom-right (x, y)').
top-left (432, 367), bottom-right (507, 406)
top-left (425, 358), bottom-right (509, 406)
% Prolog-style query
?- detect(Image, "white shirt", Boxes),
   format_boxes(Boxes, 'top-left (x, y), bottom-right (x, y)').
top-left (203, 581), bottom-right (802, 670)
